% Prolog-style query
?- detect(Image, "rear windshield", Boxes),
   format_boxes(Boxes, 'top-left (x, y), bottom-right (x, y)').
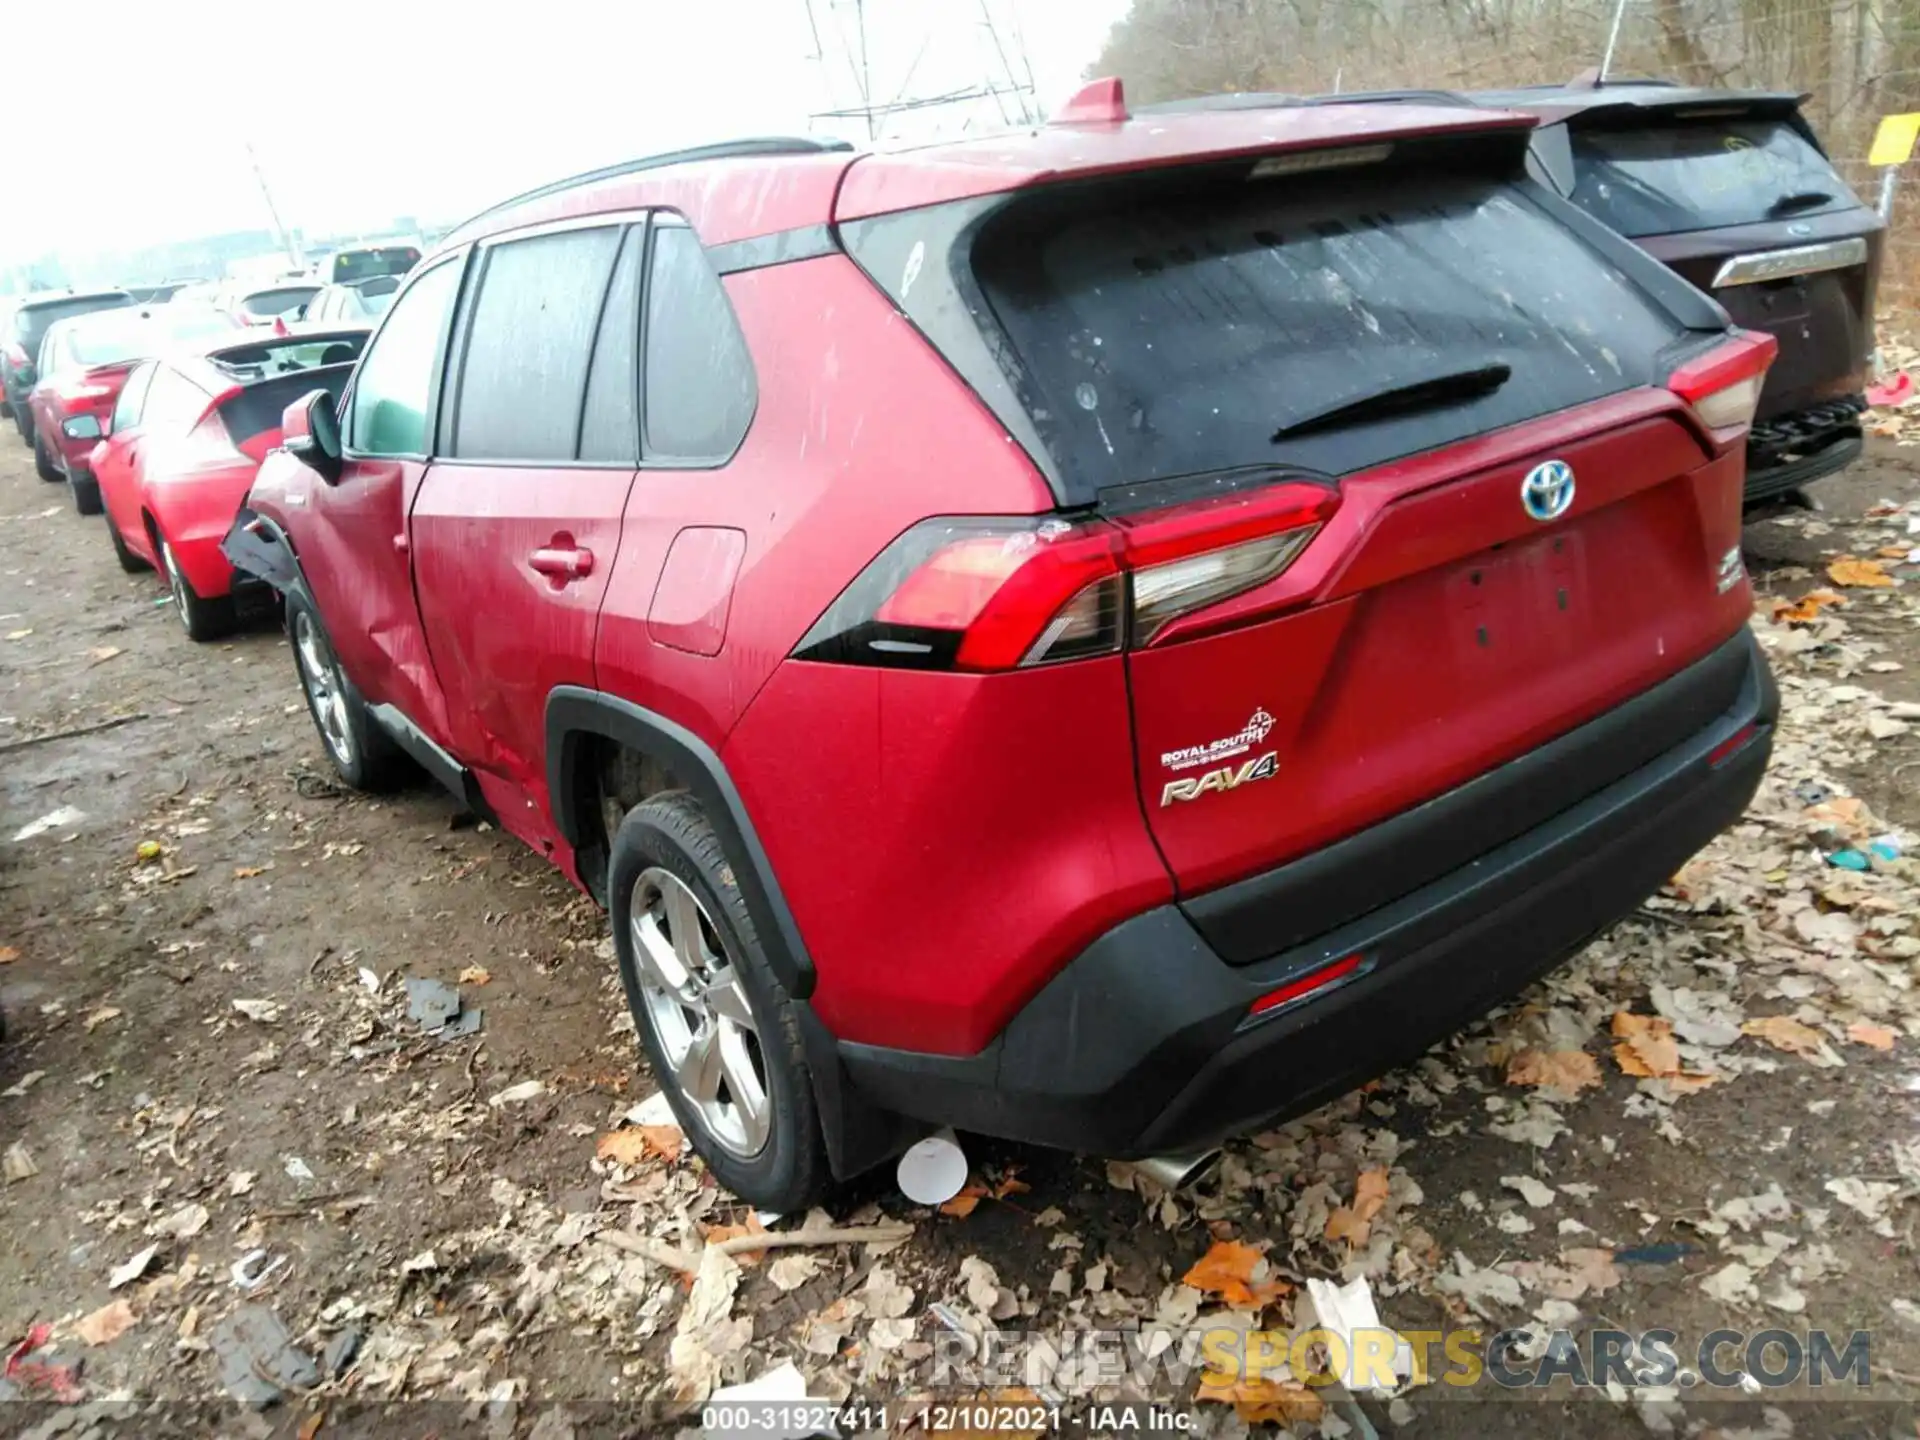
top-left (209, 334), bottom-right (367, 380)
top-left (15, 295), bottom-right (133, 348)
top-left (970, 170), bottom-right (1686, 489)
top-left (331, 248), bottom-right (419, 284)
top-left (239, 287), bottom-right (320, 318)
top-left (1568, 117), bottom-right (1856, 237)
top-left (217, 365), bottom-right (357, 446)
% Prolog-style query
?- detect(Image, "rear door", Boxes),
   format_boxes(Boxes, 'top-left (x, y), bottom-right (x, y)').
top-left (1561, 109), bottom-right (1882, 412)
top-left (408, 218), bottom-right (638, 836)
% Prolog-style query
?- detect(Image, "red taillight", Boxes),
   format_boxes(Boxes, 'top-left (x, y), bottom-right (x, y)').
top-left (1707, 721), bottom-right (1760, 768)
top-left (794, 482), bottom-right (1337, 672)
top-left (1666, 330), bottom-right (1778, 439)
top-left (1247, 952), bottom-right (1367, 1019)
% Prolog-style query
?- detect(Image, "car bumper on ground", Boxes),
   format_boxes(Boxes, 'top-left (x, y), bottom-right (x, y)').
top-left (839, 628), bottom-right (1777, 1159)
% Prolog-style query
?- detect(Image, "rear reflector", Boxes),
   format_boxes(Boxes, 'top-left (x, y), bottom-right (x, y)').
top-left (1666, 330), bottom-right (1779, 436)
top-left (1707, 721), bottom-right (1760, 768)
top-left (1248, 952), bottom-right (1367, 1018)
top-left (794, 482), bottom-right (1337, 672)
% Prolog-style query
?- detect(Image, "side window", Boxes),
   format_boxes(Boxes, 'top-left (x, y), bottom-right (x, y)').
top-left (449, 225), bottom-right (620, 462)
top-left (112, 363), bottom-right (156, 433)
top-left (578, 227), bottom-right (642, 463)
top-left (643, 222), bottom-right (757, 463)
top-left (347, 258), bottom-right (463, 457)
top-left (140, 367), bottom-right (211, 435)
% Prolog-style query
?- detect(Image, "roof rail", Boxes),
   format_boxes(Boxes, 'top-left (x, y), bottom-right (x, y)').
top-left (1137, 92), bottom-right (1301, 115)
top-left (451, 136), bottom-right (857, 234)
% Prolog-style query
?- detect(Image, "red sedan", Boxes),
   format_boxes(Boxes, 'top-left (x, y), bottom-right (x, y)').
top-left (26, 306), bottom-right (239, 513)
top-left (90, 326), bottom-right (369, 640)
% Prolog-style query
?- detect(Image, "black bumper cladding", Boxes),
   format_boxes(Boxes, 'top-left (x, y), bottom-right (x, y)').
top-left (840, 629), bottom-right (1777, 1157)
top-left (1745, 394), bottom-right (1866, 502)
top-left (220, 509), bottom-right (300, 595)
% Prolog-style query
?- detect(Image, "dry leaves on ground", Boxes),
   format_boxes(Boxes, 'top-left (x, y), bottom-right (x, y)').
top-left (1742, 1015), bottom-right (1832, 1060)
top-left (74, 1300), bottom-right (135, 1347)
top-left (1325, 1167), bottom-right (1392, 1247)
top-left (1610, 1011), bottom-right (1717, 1093)
top-left (1827, 557), bottom-right (1897, 589)
top-left (1182, 1238), bottom-right (1290, 1309)
top-left (1772, 588), bottom-right (1847, 623)
top-left (1505, 1048), bottom-right (1601, 1097)
top-left (1195, 1370), bottom-right (1325, 1425)
top-left (596, 1125), bottom-right (683, 1166)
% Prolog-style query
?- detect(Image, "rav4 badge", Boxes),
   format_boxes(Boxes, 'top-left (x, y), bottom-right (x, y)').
top-left (1161, 751), bottom-right (1279, 806)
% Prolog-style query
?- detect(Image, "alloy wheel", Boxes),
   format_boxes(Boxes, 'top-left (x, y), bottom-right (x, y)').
top-left (292, 610), bottom-right (356, 769)
top-left (629, 867), bottom-right (771, 1157)
top-left (160, 541), bottom-right (193, 633)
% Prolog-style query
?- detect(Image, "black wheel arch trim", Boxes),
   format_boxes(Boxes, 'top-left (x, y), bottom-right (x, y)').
top-left (545, 687), bottom-right (816, 999)
top-left (221, 507), bottom-right (312, 605)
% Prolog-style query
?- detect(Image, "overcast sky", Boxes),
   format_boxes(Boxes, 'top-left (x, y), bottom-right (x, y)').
top-left (6, 0), bottom-right (1130, 269)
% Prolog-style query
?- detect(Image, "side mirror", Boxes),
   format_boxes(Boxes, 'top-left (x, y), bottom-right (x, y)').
top-left (62, 414), bottom-right (104, 442)
top-left (283, 389), bottom-right (343, 484)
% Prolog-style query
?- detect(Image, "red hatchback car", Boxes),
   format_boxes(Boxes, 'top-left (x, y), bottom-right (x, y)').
top-left (25, 305), bottom-right (238, 511)
top-left (93, 326), bottom-right (368, 639)
top-left (228, 88), bottom-right (1778, 1208)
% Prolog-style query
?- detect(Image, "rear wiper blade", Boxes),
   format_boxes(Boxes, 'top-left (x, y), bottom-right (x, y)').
top-left (1270, 362), bottom-right (1511, 443)
top-left (1766, 190), bottom-right (1834, 216)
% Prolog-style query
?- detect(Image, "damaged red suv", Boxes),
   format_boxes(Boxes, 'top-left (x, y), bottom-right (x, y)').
top-left (228, 84), bottom-right (1778, 1208)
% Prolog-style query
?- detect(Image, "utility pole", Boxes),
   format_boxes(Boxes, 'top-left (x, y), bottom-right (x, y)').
top-left (244, 140), bottom-right (303, 271)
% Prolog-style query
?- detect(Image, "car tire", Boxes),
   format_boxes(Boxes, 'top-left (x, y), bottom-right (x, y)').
top-left (106, 516), bottom-right (150, 574)
top-left (11, 407), bottom-right (27, 442)
top-left (32, 431), bottom-right (60, 483)
top-left (284, 591), bottom-right (408, 791)
top-left (157, 535), bottom-right (235, 643)
top-left (609, 793), bottom-right (831, 1211)
top-left (70, 474), bottom-right (103, 516)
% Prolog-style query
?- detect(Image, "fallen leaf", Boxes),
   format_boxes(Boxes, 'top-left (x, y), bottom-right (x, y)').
top-left (1828, 556), bottom-right (1895, 588)
top-left (109, 1244), bottom-right (158, 1290)
top-left (0, 946), bottom-right (19, 964)
top-left (1196, 1370), bottom-right (1325, 1425)
top-left (83, 1006), bottom-right (122, 1032)
top-left (458, 965), bottom-right (491, 986)
top-left (86, 645), bottom-right (122, 664)
top-left (1325, 1167), bottom-right (1392, 1247)
top-left (1611, 1011), bottom-right (1717, 1091)
top-left (1502, 1175), bottom-right (1556, 1208)
top-left (1182, 1239), bottom-right (1289, 1309)
top-left (1771, 588), bottom-right (1846, 622)
top-left (767, 1253), bottom-right (819, 1291)
top-left (231, 999), bottom-right (280, 1024)
top-left (1506, 1048), bottom-right (1601, 1096)
top-left (596, 1125), bottom-right (682, 1165)
top-left (297, 1412), bottom-right (324, 1440)
top-left (232, 866), bottom-right (268, 879)
top-left (75, 1299), bottom-right (135, 1346)
top-left (1743, 1015), bottom-right (1830, 1059)
top-left (487, 1079), bottom-right (547, 1107)
top-left (135, 840), bottom-right (163, 863)
top-left (4, 1141), bottom-right (38, 1182)
top-left (940, 1183), bottom-right (988, 1218)
top-left (703, 1213), bottom-right (769, 1264)
top-left (6, 629), bottom-right (32, 640)
top-left (154, 1202), bottom-right (209, 1240)
top-left (862, 1264), bottom-right (915, 1319)
top-left (1847, 1022), bottom-right (1896, 1051)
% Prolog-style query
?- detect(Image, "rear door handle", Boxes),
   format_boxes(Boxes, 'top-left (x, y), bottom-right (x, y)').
top-left (529, 546), bottom-right (594, 582)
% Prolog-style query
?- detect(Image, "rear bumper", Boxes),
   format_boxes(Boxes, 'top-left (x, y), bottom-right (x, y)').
top-left (1745, 394), bottom-right (1865, 502)
top-left (840, 628), bottom-right (1775, 1157)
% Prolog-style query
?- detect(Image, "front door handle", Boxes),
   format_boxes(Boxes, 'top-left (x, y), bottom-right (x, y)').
top-left (529, 546), bottom-right (594, 582)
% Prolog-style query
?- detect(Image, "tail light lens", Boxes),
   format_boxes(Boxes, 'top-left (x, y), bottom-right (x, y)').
top-left (793, 482), bottom-right (1336, 672)
top-left (1666, 330), bottom-right (1778, 438)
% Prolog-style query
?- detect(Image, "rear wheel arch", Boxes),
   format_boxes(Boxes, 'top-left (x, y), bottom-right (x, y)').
top-left (544, 687), bottom-right (814, 999)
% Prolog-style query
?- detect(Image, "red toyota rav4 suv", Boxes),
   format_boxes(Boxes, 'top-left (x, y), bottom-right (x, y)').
top-left (228, 85), bottom-right (1778, 1208)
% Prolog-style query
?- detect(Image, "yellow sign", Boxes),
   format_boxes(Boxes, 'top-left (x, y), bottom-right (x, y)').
top-left (1868, 112), bottom-right (1920, 168)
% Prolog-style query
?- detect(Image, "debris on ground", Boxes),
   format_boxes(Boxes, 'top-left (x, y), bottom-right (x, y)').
top-left (210, 1305), bottom-right (320, 1407)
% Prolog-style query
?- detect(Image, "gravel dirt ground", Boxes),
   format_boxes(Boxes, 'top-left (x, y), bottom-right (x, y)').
top-left (1, 424), bottom-right (1918, 1440)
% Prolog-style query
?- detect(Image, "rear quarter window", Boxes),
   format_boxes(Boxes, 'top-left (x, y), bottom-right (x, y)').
top-left (642, 223), bottom-right (756, 464)
top-left (970, 169), bottom-right (1686, 490)
top-left (1568, 117), bottom-right (1858, 237)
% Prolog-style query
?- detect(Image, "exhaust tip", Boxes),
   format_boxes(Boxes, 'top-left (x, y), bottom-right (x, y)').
top-left (1124, 1149), bottom-right (1222, 1191)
